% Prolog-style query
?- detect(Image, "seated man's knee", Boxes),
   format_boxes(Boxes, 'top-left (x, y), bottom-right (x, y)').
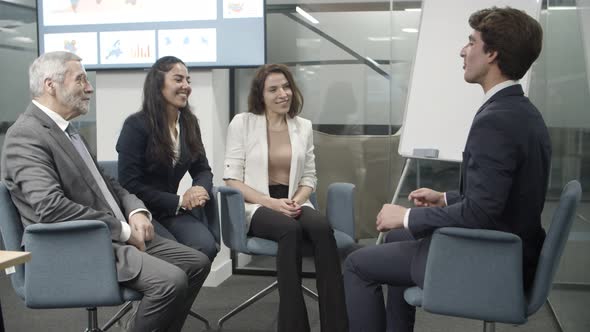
top-left (156, 266), bottom-right (189, 300)
top-left (344, 250), bottom-right (361, 274)
top-left (186, 250), bottom-right (211, 282)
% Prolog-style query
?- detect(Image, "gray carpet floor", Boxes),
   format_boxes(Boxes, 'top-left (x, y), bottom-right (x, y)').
top-left (0, 272), bottom-right (566, 332)
top-left (1, 199), bottom-right (588, 331)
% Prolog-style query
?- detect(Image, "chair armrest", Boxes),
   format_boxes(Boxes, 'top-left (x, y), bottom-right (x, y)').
top-left (217, 186), bottom-right (249, 254)
top-left (23, 220), bottom-right (124, 308)
top-left (422, 227), bottom-right (527, 324)
top-left (325, 183), bottom-right (355, 239)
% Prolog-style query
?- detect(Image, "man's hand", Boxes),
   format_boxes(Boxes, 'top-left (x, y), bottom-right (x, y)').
top-left (267, 197), bottom-right (301, 219)
top-left (408, 188), bottom-right (445, 207)
top-left (127, 227), bottom-right (146, 251)
top-left (181, 185), bottom-right (210, 210)
top-left (127, 212), bottom-right (154, 251)
top-left (376, 204), bottom-right (407, 232)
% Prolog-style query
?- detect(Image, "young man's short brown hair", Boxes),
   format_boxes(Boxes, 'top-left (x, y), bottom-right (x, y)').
top-left (469, 6), bottom-right (543, 80)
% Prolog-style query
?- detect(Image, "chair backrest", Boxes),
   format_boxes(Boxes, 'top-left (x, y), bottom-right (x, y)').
top-left (98, 160), bottom-right (118, 181)
top-left (2, 179), bottom-right (140, 308)
top-left (527, 180), bottom-right (582, 315)
top-left (0, 182), bottom-right (26, 296)
top-left (217, 185), bottom-right (249, 253)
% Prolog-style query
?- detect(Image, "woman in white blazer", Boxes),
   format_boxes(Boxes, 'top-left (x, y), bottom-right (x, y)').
top-left (224, 64), bottom-right (348, 332)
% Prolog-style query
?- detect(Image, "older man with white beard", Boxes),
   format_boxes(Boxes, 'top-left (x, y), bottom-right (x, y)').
top-left (1, 51), bottom-right (211, 332)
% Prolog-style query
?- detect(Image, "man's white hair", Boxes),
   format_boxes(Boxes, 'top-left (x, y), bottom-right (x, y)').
top-left (29, 51), bottom-right (82, 98)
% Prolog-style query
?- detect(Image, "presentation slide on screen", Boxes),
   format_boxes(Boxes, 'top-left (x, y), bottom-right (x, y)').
top-left (37, 0), bottom-right (265, 69)
top-left (41, 0), bottom-right (217, 26)
top-left (223, 0), bottom-right (263, 19)
top-left (100, 30), bottom-right (156, 64)
top-left (44, 32), bottom-right (99, 65)
top-left (158, 29), bottom-right (217, 63)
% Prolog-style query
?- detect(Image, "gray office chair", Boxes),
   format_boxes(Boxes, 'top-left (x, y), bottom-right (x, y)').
top-left (403, 180), bottom-right (582, 332)
top-left (216, 183), bottom-right (356, 328)
top-left (98, 160), bottom-right (215, 329)
top-left (0, 181), bottom-right (142, 332)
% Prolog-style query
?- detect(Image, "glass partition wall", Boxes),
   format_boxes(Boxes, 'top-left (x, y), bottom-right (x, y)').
top-left (532, 1), bottom-right (590, 331)
top-left (0, 0), bottom-right (38, 157)
top-left (0, 0), bottom-right (97, 161)
top-left (232, 1), bottom-right (590, 331)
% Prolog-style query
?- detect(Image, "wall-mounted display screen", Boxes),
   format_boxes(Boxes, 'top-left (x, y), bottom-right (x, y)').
top-left (37, 0), bottom-right (265, 69)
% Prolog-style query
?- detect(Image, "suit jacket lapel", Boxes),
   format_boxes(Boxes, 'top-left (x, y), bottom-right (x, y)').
top-left (286, 117), bottom-right (299, 198)
top-left (255, 114), bottom-right (269, 191)
top-left (27, 105), bottom-right (108, 205)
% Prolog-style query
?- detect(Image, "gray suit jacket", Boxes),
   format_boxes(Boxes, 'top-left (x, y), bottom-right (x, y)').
top-left (1, 103), bottom-right (145, 282)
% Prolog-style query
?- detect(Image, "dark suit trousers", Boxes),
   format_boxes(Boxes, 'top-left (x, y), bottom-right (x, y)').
top-left (121, 234), bottom-right (211, 332)
top-left (344, 229), bottom-right (419, 332)
top-left (158, 209), bottom-right (218, 261)
top-left (250, 206), bottom-right (348, 332)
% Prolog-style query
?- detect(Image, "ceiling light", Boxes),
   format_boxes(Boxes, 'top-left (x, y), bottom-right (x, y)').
top-left (296, 6), bottom-right (319, 24)
top-left (402, 28), bottom-right (419, 33)
top-left (365, 56), bottom-right (379, 67)
top-left (547, 6), bottom-right (577, 10)
top-left (368, 36), bottom-right (405, 41)
top-left (12, 36), bottom-right (34, 43)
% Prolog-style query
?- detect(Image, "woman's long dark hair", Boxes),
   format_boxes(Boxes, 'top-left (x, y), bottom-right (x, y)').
top-left (142, 56), bottom-right (204, 168)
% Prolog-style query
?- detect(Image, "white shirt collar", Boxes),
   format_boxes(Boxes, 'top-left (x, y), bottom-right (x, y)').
top-left (32, 99), bottom-right (70, 133)
top-left (481, 80), bottom-right (519, 106)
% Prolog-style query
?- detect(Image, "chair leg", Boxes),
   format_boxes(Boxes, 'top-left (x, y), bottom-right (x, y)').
top-left (189, 310), bottom-right (211, 330)
top-left (218, 281), bottom-right (279, 328)
top-left (302, 284), bottom-right (318, 301)
top-left (85, 307), bottom-right (103, 332)
top-left (101, 301), bottom-right (134, 331)
top-left (483, 321), bottom-right (496, 332)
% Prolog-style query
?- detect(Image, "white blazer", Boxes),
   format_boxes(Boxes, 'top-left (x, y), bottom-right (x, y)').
top-left (223, 112), bottom-right (317, 229)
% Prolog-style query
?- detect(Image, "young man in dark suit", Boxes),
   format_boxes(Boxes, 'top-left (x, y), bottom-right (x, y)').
top-left (344, 7), bottom-right (551, 332)
top-left (1, 51), bottom-right (211, 332)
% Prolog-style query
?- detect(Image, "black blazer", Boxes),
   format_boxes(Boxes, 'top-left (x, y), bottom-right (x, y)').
top-left (408, 84), bottom-right (551, 290)
top-left (116, 112), bottom-right (213, 221)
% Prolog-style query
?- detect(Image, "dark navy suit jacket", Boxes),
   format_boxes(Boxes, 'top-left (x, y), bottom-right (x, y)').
top-left (116, 112), bottom-right (214, 221)
top-left (408, 84), bottom-right (551, 290)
